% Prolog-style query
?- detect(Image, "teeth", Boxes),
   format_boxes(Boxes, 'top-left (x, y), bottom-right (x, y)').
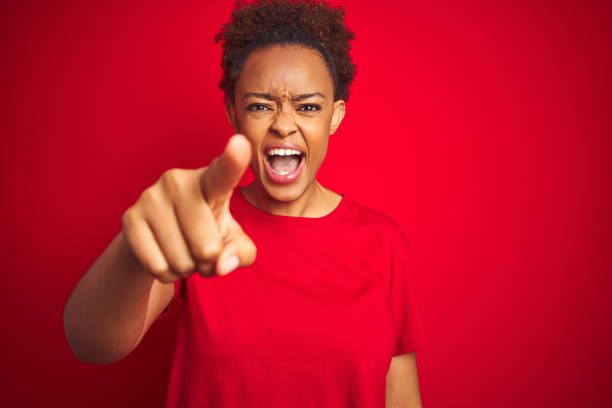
top-left (268, 148), bottom-right (302, 156)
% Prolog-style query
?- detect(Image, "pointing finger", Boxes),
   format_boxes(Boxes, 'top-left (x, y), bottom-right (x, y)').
top-left (200, 134), bottom-right (251, 207)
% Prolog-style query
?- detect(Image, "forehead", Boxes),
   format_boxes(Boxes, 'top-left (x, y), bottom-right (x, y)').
top-left (236, 44), bottom-right (333, 96)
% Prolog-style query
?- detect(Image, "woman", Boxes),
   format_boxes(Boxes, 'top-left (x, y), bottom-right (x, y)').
top-left (63, 0), bottom-right (427, 407)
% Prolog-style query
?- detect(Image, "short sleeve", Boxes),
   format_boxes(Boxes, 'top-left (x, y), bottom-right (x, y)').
top-left (389, 229), bottom-right (429, 355)
top-left (156, 277), bottom-right (186, 321)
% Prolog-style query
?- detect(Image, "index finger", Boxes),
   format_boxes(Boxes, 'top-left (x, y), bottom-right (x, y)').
top-left (200, 134), bottom-right (251, 205)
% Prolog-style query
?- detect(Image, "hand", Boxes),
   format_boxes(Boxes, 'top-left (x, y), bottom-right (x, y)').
top-left (121, 134), bottom-right (256, 282)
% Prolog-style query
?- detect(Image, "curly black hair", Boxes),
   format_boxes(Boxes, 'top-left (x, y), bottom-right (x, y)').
top-left (214, 0), bottom-right (356, 104)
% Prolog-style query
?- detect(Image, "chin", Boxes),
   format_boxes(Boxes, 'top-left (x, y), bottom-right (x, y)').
top-left (254, 166), bottom-right (314, 203)
top-left (262, 180), bottom-right (306, 203)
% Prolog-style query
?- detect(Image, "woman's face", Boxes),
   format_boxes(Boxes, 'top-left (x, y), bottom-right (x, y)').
top-left (226, 44), bottom-right (345, 202)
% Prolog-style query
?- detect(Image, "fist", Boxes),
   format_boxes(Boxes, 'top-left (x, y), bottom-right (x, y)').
top-left (121, 134), bottom-right (256, 282)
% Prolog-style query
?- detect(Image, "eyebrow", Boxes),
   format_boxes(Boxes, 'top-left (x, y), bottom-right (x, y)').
top-left (242, 92), bottom-right (326, 101)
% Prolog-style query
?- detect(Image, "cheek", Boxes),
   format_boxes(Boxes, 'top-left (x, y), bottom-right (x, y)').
top-left (303, 119), bottom-right (332, 159)
top-left (238, 117), bottom-right (265, 148)
top-left (307, 135), bottom-right (330, 166)
top-left (240, 115), bottom-right (268, 137)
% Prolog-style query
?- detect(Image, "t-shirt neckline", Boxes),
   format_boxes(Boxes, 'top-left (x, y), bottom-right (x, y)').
top-left (232, 186), bottom-right (351, 225)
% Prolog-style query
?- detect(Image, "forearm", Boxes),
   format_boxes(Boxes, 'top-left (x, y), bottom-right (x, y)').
top-left (386, 385), bottom-right (423, 408)
top-left (63, 231), bottom-right (155, 364)
top-left (386, 353), bottom-right (424, 408)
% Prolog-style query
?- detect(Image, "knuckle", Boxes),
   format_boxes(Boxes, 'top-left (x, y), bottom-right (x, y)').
top-left (148, 263), bottom-right (170, 279)
top-left (170, 259), bottom-right (196, 277)
top-left (139, 186), bottom-right (160, 207)
top-left (193, 240), bottom-right (222, 263)
top-left (161, 168), bottom-right (186, 195)
top-left (138, 187), bottom-right (168, 216)
top-left (121, 208), bottom-right (137, 230)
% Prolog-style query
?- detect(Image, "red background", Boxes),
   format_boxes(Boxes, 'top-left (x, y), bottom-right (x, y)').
top-left (1, 0), bottom-right (610, 406)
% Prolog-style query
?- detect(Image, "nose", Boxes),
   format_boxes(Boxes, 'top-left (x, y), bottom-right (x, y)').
top-left (270, 107), bottom-right (298, 138)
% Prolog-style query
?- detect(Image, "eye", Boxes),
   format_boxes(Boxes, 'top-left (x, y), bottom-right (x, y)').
top-left (247, 103), bottom-right (272, 111)
top-left (297, 104), bottom-right (321, 112)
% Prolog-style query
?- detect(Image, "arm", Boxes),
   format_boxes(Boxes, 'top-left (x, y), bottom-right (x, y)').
top-left (386, 352), bottom-right (423, 408)
top-left (63, 135), bottom-right (255, 365)
top-left (63, 231), bottom-right (175, 364)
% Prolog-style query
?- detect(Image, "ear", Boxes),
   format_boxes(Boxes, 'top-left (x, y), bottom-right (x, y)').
top-left (330, 100), bottom-right (346, 135)
top-left (225, 102), bottom-right (239, 133)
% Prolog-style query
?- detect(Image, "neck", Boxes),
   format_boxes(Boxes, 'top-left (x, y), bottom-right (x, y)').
top-left (240, 179), bottom-right (341, 218)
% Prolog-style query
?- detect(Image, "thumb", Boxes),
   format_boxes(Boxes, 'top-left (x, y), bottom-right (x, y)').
top-left (215, 229), bottom-right (257, 276)
top-left (200, 134), bottom-right (251, 206)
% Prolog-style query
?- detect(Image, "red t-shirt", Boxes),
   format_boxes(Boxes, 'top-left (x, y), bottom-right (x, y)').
top-left (158, 187), bottom-right (428, 407)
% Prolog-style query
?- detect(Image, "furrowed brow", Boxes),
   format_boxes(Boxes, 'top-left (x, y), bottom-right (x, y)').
top-left (242, 92), bottom-right (325, 101)
top-left (292, 92), bottom-right (325, 101)
top-left (243, 92), bottom-right (275, 101)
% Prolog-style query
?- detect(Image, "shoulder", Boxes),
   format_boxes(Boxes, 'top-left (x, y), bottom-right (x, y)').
top-left (345, 196), bottom-right (407, 245)
top-left (344, 198), bottom-right (413, 283)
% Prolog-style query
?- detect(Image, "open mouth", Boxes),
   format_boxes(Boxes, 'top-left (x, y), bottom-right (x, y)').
top-left (266, 148), bottom-right (304, 175)
top-left (263, 143), bottom-right (306, 183)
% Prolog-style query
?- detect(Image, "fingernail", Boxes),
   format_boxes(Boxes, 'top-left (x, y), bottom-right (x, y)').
top-left (219, 256), bottom-right (239, 275)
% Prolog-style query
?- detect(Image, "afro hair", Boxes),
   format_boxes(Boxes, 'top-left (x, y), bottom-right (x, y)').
top-left (214, 0), bottom-right (357, 103)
